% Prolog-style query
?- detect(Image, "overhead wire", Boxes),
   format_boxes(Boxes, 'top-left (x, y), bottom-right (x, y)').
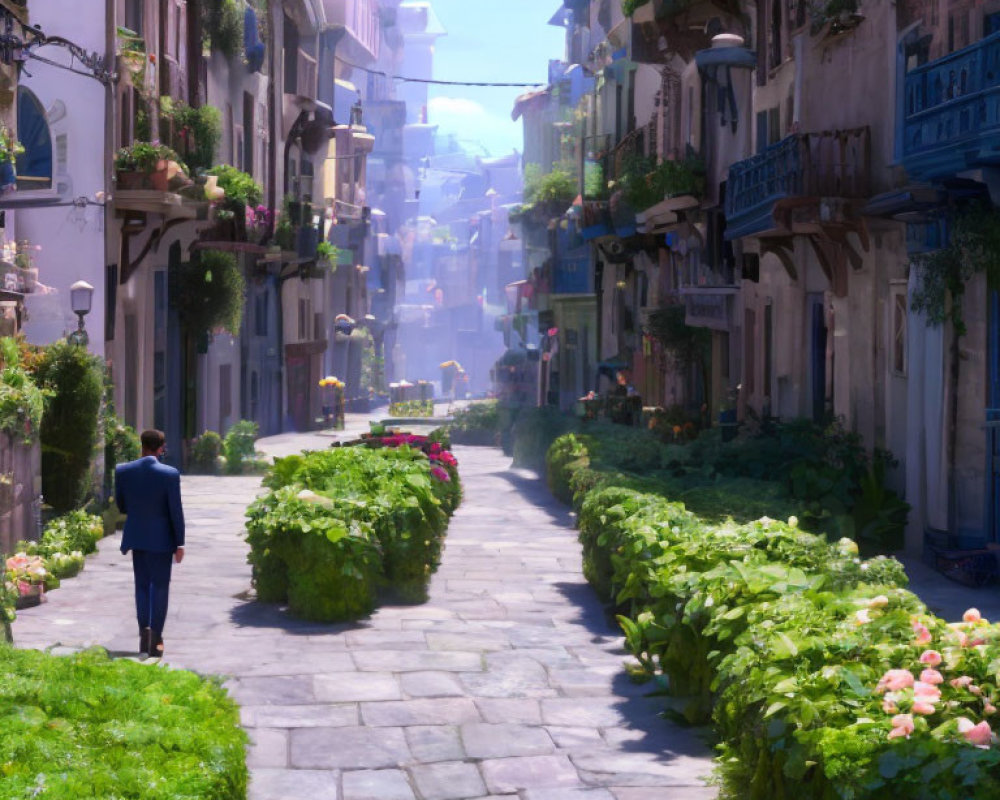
top-left (334, 55), bottom-right (545, 88)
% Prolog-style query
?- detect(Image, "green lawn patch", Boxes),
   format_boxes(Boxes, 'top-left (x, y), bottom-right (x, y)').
top-left (0, 645), bottom-right (247, 798)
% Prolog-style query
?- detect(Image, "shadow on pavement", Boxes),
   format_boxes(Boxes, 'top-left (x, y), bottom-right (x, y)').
top-left (551, 579), bottom-right (718, 763)
top-left (229, 598), bottom-right (366, 636)
top-left (495, 468), bottom-right (577, 528)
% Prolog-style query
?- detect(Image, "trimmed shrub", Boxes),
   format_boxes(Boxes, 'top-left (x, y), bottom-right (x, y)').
top-left (223, 420), bottom-right (258, 475)
top-left (545, 429), bottom-right (1000, 799)
top-left (0, 644), bottom-right (247, 797)
top-left (32, 341), bottom-right (104, 513)
top-left (248, 438), bottom-right (461, 617)
top-left (38, 510), bottom-right (103, 556)
top-left (190, 430), bottom-right (223, 474)
top-left (447, 400), bottom-right (500, 446)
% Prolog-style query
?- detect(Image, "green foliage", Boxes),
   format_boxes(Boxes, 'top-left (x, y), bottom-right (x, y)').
top-left (0, 337), bottom-right (45, 442)
top-left (523, 163), bottom-right (577, 208)
top-left (315, 240), bottom-right (339, 263)
top-left (201, 0), bottom-right (244, 60)
top-left (911, 202), bottom-right (1000, 336)
top-left (39, 511), bottom-right (104, 556)
top-left (249, 443), bottom-right (461, 617)
top-left (222, 420), bottom-right (258, 475)
top-left (622, 0), bottom-right (651, 14)
top-left (113, 141), bottom-right (186, 174)
top-left (32, 341), bottom-right (104, 514)
top-left (447, 400), bottom-right (500, 446)
top-left (172, 249), bottom-right (245, 338)
top-left (208, 163), bottom-right (263, 208)
top-left (161, 98), bottom-right (222, 173)
top-left (388, 400), bottom-right (434, 417)
top-left (105, 414), bottom-right (140, 467)
top-left (0, 644), bottom-right (247, 798)
top-left (510, 406), bottom-right (581, 470)
top-left (190, 430), bottom-right (223, 475)
top-left (646, 302), bottom-right (711, 369)
top-left (618, 154), bottom-right (705, 212)
top-left (540, 428), bottom-right (1000, 800)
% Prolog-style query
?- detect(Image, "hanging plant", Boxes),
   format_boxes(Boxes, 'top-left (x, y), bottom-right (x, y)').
top-left (171, 249), bottom-right (245, 338)
top-left (201, 0), bottom-right (244, 60)
top-left (910, 202), bottom-right (1000, 336)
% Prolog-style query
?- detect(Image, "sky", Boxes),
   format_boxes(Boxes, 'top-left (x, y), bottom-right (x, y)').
top-left (424, 0), bottom-right (567, 158)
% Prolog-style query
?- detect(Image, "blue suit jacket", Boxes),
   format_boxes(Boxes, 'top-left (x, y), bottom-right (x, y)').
top-left (115, 456), bottom-right (186, 554)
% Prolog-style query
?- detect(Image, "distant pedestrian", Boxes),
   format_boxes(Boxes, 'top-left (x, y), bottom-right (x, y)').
top-left (115, 429), bottom-right (185, 657)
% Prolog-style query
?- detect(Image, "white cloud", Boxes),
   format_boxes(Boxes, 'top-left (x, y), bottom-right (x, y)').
top-left (426, 95), bottom-right (520, 157)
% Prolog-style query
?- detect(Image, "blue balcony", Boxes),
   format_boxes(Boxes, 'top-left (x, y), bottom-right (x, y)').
top-left (725, 128), bottom-right (871, 240)
top-left (903, 32), bottom-right (1000, 180)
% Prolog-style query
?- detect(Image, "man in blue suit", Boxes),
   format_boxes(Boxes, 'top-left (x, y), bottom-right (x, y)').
top-left (115, 429), bottom-right (185, 657)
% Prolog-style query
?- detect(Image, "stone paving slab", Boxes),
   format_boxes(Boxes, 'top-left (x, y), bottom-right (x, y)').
top-left (10, 435), bottom-right (719, 798)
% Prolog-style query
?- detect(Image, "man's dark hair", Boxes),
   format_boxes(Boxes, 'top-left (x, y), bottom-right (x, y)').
top-left (140, 429), bottom-right (166, 452)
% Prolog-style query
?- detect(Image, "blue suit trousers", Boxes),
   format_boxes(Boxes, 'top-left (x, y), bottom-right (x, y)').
top-left (132, 550), bottom-right (173, 636)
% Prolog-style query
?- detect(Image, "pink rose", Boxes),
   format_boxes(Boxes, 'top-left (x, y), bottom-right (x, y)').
top-left (985, 704), bottom-right (997, 716)
top-left (912, 621), bottom-right (932, 644)
top-left (888, 713), bottom-right (914, 740)
top-left (950, 676), bottom-right (974, 690)
top-left (882, 697), bottom-right (899, 714)
top-left (914, 681), bottom-right (941, 700)
top-left (877, 669), bottom-right (915, 693)
top-left (957, 718), bottom-right (993, 746)
top-left (430, 466), bottom-right (451, 482)
top-left (920, 669), bottom-right (944, 685)
top-left (919, 650), bottom-right (942, 667)
top-left (912, 700), bottom-right (937, 715)
top-left (963, 608), bottom-right (982, 624)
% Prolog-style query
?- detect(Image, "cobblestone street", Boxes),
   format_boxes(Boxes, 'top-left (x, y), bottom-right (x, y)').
top-left (11, 433), bottom-right (718, 800)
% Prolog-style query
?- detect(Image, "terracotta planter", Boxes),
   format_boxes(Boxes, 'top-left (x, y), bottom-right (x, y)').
top-left (149, 167), bottom-right (170, 192)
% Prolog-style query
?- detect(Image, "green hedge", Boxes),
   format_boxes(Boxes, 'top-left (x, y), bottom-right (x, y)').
top-left (0, 644), bottom-right (247, 798)
top-left (549, 431), bottom-right (1000, 799)
top-left (246, 442), bottom-right (461, 619)
top-left (33, 341), bottom-right (104, 514)
top-left (446, 400), bottom-right (500, 446)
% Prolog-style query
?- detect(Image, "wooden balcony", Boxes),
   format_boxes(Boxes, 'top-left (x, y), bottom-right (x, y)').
top-left (902, 31), bottom-right (1000, 181)
top-left (724, 128), bottom-right (871, 241)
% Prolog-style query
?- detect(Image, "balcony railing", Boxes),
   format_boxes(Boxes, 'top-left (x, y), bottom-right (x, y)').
top-left (725, 128), bottom-right (870, 239)
top-left (902, 31), bottom-right (1000, 180)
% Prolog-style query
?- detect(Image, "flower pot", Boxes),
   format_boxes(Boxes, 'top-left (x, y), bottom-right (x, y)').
top-left (15, 583), bottom-right (44, 609)
top-left (149, 167), bottom-right (170, 192)
top-left (116, 170), bottom-right (146, 190)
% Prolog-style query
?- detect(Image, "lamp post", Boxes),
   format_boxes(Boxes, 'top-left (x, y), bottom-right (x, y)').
top-left (67, 279), bottom-right (94, 347)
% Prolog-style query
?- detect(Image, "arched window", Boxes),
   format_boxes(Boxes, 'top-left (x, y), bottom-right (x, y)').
top-left (16, 88), bottom-right (52, 191)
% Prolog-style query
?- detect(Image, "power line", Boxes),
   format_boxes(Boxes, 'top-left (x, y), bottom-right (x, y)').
top-left (335, 55), bottom-right (544, 88)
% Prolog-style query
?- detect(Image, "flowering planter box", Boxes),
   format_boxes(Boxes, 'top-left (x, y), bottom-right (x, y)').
top-left (15, 583), bottom-right (44, 609)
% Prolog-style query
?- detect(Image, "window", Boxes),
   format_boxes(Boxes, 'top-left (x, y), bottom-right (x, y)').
top-left (16, 88), bottom-right (52, 191)
top-left (891, 285), bottom-right (907, 377)
top-left (124, 0), bottom-right (143, 34)
top-left (243, 92), bottom-right (254, 178)
top-left (254, 293), bottom-right (268, 337)
top-left (219, 364), bottom-right (232, 420)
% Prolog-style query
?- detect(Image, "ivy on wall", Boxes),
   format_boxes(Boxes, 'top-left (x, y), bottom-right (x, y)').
top-left (911, 202), bottom-right (1000, 336)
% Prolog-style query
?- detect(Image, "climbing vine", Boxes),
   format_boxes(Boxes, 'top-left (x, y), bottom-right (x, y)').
top-left (910, 202), bottom-right (1000, 336)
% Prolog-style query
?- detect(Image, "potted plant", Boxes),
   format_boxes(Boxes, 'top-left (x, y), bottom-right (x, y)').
top-left (0, 126), bottom-right (23, 193)
top-left (116, 26), bottom-right (147, 81)
top-left (114, 141), bottom-right (187, 191)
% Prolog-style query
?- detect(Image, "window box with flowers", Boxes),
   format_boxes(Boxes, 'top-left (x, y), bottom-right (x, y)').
top-left (0, 127), bottom-right (24, 195)
top-left (114, 141), bottom-right (188, 191)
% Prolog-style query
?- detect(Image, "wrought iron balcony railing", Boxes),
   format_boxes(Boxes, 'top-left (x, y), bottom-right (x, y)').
top-left (902, 31), bottom-right (1000, 180)
top-left (725, 128), bottom-right (870, 239)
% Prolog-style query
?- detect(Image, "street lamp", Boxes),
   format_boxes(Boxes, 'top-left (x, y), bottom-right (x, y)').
top-left (67, 279), bottom-right (94, 347)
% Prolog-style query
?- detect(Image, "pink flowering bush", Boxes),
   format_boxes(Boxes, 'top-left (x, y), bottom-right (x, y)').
top-left (559, 434), bottom-right (1000, 799)
top-left (252, 431), bottom-right (461, 613)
